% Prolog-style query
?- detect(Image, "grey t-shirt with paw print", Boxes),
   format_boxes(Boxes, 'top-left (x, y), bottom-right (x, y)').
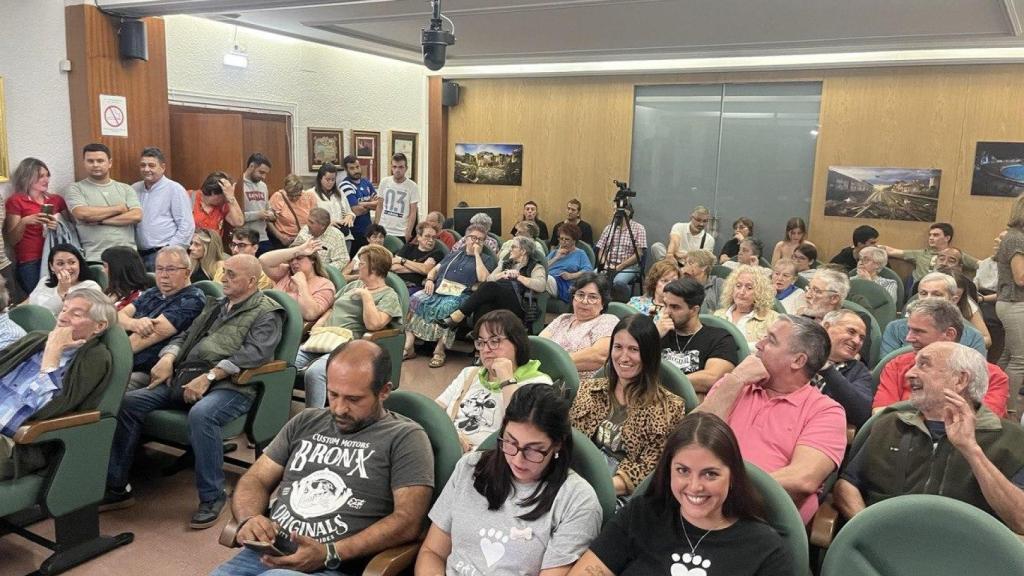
top-left (428, 452), bottom-right (602, 576)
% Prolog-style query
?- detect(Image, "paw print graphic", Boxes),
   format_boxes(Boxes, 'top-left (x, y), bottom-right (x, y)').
top-left (670, 552), bottom-right (711, 576)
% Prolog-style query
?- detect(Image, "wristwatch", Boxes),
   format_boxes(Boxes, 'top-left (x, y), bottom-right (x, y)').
top-left (400, 257), bottom-right (407, 265)
top-left (500, 377), bottom-right (518, 389)
top-left (325, 542), bottom-right (342, 570)
top-left (206, 370), bottom-right (217, 382)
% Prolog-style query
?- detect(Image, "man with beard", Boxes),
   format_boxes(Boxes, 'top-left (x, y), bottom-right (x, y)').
top-left (210, 340), bottom-right (434, 575)
top-left (833, 342), bottom-right (1024, 533)
top-left (240, 153), bottom-right (275, 254)
top-left (656, 277), bottom-right (738, 394)
top-left (340, 155), bottom-right (381, 258)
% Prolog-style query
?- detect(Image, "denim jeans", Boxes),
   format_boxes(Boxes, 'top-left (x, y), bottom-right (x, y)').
top-left (16, 260), bottom-right (41, 296)
top-left (997, 300), bottom-right (1024, 415)
top-left (210, 547), bottom-right (353, 576)
top-left (303, 354), bottom-right (330, 409)
top-left (140, 250), bottom-right (159, 272)
top-left (107, 384), bottom-right (253, 503)
top-left (610, 266), bottom-right (640, 287)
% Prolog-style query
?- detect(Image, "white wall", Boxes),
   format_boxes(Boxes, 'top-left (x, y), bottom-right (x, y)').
top-left (164, 15), bottom-right (429, 193)
top-left (0, 0), bottom-right (76, 194)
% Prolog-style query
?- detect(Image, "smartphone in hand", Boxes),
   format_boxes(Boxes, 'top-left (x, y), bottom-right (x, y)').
top-left (242, 531), bottom-right (298, 557)
top-left (41, 204), bottom-right (54, 215)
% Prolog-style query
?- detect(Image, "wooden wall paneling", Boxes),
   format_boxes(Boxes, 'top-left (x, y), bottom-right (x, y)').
top-left (168, 106), bottom-right (244, 191)
top-left (64, 5), bottom-right (170, 184)
top-left (427, 76), bottom-right (448, 213)
top-left (242, 112), bottom-right (292, 184)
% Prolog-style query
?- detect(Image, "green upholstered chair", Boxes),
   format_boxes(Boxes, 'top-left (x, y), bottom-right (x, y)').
top-left (794, 274), bottom-right (810, 289)
top-left (577, 241), bottom-right (597, 267)
top-left (487, 232), bottom-right (502, 247)
top-left (478, 429), bottom-right (618, 527)
top-left (324, 264), bottom-right (346, 292)
top-left (142, 290), bottom-right (303, 465)
top-left (852, 266), bottom-right (906, 311)
top-left (0, 325), bottom-right (134, 574)
top-left (361, 273), bottom-right (409, 390)
top-left (383, 234), bottom-right (405, 255)
top-left (219, 390), bottom-right (464, 576)
top-left (433, 239), bottom-right (450, 259)
top-left (711, 265), bottom-right (733, 280)
top-left (9, 304), bottom-right (56, 332)
top-left (635, 461), bottom-right (809, 574)
top-left (88, 264), bottom-right (108, 291)
top-left (444, 228), bottom-right (461, 242)
top-left (772, 298), bottom-right (787, 315)
top-left (847, 278), bottom-right (898, 332)
top-left (699, 313), bottom-right (750, 361)
top-left (192, 280), bottom-right (223, 299)
top-left (607, 301), bottom-right (638, 320)
top-left (529, 335), bottom-right (582, 402)
top-left (822, 494), bottom-right (1024, 576)
top-left (841, 300), bottom-right (882, 368)
top-left (658, 359), bottom-right (699, 412)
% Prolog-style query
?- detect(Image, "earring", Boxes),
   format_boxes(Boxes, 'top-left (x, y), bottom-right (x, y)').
top-left (554, 452), bottom-right (559, 459)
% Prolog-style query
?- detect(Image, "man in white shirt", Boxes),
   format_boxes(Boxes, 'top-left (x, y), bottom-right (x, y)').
top-left (664, 205), bottom-right (715, 265)
top-left (375, 153), bottom-right (419, 241)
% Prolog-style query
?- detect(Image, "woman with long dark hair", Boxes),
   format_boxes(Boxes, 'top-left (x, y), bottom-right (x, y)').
top-left (771, 216), bottom-right (815, 264)
top-left (569, 412), bottom-right (794, 575)
top-left (28, 243), bottom-right (101, 314)
top-left (101, 246), bottom-right (155, 310)
top-left (569, 314), bottom-right (685, 499)
top-left (311, 162), bottom-right (355, 230)
top-left (417, 384), bottom-right (602, 575)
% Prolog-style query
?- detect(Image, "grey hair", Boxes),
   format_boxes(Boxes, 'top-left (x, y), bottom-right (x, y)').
top-left (427, 211), bottom-right (445, 225)
top-left (816, 269), bottom-right (850, 301)
top-left (777, 314), bottom-right (831, 378)
top-left (510, 235), bottom-right (535, 255)
top-left (859, 246), bottom-right (888, 268)
top-left (821, 308), bottom-right (863, 328)
top-left (66, 286), bottom-right (117, 329)
top-left (308, 207), bottom-right (331, 226)
top-left (946, 344), bottom-right (989, 404)
top-left (516, 220), bottom-right (539, 239)
top-left (908, 298), bottom-right (963, 339)
top-left (919, 271), bottom-right (957, 297)
top-left (466, 223), bottom-right (488, 237)
top-left (157, 245), bottom-right (191, 268)
top-left (692, 205), bottom-right (710, 216)
top-left (470, 212), bottom-right (493, 231)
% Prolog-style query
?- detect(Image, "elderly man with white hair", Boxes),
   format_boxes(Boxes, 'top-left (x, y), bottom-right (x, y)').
top-left (880, 271), bottom-right (987, 356)
top-left (798, 267), bottom-right (850, 320)
top-left (815, 309), bottom-right (873, 428)
top-left (854, 245), bottom-right (899, 304)
top-left (834, 341), bottom-right (1024, 533)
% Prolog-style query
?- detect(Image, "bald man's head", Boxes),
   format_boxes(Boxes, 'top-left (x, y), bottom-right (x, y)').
top-left (220, 254), bottom-right (262, 300)
top-left (324, 340), bottom-right (393, 432)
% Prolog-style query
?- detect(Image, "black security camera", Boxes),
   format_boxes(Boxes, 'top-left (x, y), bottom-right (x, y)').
top-left (421, 0), bottom-right (455, 71)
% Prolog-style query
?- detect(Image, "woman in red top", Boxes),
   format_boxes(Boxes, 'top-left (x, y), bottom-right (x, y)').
top-left (4, 158), bottom-right (68, 295)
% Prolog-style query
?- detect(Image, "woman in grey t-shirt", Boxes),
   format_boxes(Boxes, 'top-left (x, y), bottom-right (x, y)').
top-left (416, 384), bottom-right (602, 575)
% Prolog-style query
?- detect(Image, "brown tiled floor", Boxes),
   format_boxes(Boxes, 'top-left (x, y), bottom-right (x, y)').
top-left (0, 351), bottom-right (473, 576)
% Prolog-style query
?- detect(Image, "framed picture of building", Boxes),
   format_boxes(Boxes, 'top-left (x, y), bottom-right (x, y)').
top-left (307, 128), bottom-right (343, 173)
top-left (824, 166), bottom-right (941, 221)
top-left (390, 131), bottom-right (418, 182)
top-left (351, 130), bottom-right (381, 185)
top-left (453, 143), bottom-right (524, 186)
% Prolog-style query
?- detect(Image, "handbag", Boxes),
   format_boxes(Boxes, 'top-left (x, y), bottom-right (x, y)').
top-left (300, 326), bottom-right (354, 354)
top-left (169, 360), bottom-right (215, 405)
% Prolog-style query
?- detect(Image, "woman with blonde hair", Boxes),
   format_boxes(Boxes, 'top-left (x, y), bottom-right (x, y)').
top-left (628, 259), bottom-right (679, 318)
top-left (714, 265), bottom-right (779, 344)
top-left (188, 229), bottom-right (226, 283)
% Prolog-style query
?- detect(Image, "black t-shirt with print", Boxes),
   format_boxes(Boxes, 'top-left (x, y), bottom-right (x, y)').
top-left (590, 495), bottom-right (793, 576)
top-left (660, 324), bottom-right (738, 374)
top-left (396, 242), bottom-right (446, 284)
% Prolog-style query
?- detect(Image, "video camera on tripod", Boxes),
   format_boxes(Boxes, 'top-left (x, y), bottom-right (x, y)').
top-left (613, 180), bottom-right (636, 210)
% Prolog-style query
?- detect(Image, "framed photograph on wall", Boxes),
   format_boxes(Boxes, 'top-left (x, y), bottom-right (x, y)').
top-left (971, 141), bottom-right (1024, 197)
top-left (390, 131), bottom-right (419, 182)
top-left (0, 77), bottom-right (9, 182)
top-left (352, 130), bottom-right (381, 185)
top-left (307, 128), bottom-right (343, 173)
top-left (454, 143), bottom-right (524, 186)
top-left (824, 166), bottom-right (940, 222)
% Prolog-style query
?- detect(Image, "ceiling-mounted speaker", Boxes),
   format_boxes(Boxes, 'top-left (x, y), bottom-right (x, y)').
top-left (442, 81), bottom-right (460, 107)
top-left (119, 19), bottom-right (149, 61)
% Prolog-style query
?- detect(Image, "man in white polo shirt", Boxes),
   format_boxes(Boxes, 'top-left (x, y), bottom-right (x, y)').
top-left (663, 205), bottom-right (715, 265)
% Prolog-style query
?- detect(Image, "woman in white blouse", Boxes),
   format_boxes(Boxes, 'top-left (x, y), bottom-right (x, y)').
top-left (28, 243), bottom-right (102, 314)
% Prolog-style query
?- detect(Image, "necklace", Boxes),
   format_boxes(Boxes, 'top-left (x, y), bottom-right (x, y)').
top-left (673, 325), bottom-right (702, 353)
top-left (681, 517), bottom-right (714, 557)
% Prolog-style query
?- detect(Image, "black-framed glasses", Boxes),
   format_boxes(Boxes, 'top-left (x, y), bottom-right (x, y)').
top-left (155, 266), bottom-right (189, 274)
top-left (497, 438), bottom-right (551, 463)
top-left (473, 336), bottom-right (507, 350)
top-left (230, 242), bottom-right (254, 250)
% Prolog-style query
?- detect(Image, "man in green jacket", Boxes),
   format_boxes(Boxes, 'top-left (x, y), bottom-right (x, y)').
top-left (834, 342), bottom-right (1024, 533)
top-left (103, 254), bottom-right (285, 530)
top-left (0, 287), bottom-right (115, 478)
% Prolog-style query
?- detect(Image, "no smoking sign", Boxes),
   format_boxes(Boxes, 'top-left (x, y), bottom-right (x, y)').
top-left (99, 94), bottom-right (128, 137)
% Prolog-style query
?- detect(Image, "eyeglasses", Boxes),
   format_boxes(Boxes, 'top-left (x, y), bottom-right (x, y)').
top-left (807, 286), bottom-right (837, 296)
top-left (573, 292), bottom-right (602, 304)
top-left (497, 438), bottom-right (551, 463)
top-left (466, 235), bottom-right (485, 243)
top-left (473, 335), bottom-right (507, 350)
top-left (155, 266), bottom-right (189, 274)
top-left (230, 242), bottom-right (253, 250)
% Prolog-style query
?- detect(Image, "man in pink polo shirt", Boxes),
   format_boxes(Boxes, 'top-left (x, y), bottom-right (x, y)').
top-left (697, 315), bottom-right (847, 524)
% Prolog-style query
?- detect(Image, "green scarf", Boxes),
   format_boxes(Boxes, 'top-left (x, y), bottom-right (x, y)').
top-left (477, 359), bottom-right (545, 392)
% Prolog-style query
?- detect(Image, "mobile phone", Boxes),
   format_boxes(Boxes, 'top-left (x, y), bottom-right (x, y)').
top-left (242, 531), bottom-right (297, 556)
top-left (41, 204), bottom-right (53, 215)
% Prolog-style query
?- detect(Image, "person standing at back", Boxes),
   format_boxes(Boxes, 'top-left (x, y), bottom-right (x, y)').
top-left (340, 154), bottom-right (381, 258)
top-left (239, 153), bottom-right (274, 254)
top-left (65, 143), bottom-right (142, 263)
top-left (132, 147), bottom-right (195, 271)
top-left (375, 153), bottom-right (419, 242)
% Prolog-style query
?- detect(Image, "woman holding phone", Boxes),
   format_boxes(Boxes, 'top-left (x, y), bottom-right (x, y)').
top-left (4, 158), bottom-right (67, 295)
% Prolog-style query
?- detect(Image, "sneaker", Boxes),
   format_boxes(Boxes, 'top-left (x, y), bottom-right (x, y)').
top-left (189, 491), bottom-right (227, 530)
top-left (98, 484), bottom-right (135, 512)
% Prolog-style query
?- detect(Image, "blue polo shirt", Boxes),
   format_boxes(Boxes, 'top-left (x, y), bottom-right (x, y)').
top-left (131, 285), bottom-right (207, 371)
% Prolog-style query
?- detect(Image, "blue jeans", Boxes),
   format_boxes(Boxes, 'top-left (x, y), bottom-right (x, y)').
top-left (16, 260), bottom-right (41, 295)
top-left (140, 250), bottom-right (159, 272)
top-left (611, 266), bottom-right (640, 287)
top-left (302, 354), bottom-right (330, 409)
top-left (210, 547), bottom-right (354, 576)
top-left (107, 384), bottom-right (253, 503)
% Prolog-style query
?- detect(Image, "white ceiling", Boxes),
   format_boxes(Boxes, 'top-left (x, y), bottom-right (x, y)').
top-left (96, 0), bottom-right (1024, 71)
